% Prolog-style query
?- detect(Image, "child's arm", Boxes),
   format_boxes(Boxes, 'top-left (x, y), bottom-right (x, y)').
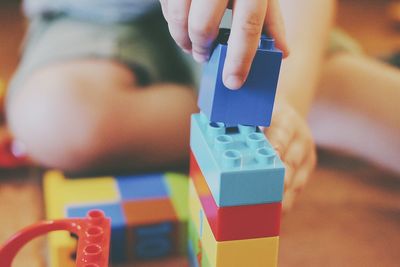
top-left (266, 0), bottom-right (335, 209)
top-left (278, 0), bottom-right (336, 117)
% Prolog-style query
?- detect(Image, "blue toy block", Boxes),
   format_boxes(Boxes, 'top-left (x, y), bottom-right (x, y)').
top-left (190, 113), bottom-right (285, 207)
top-left (198, 32), bottom-right (282, 127)
top-left (67, 202), bottom-right (127, 262)
top-left (116, 173), bottom-right (169, 201)
top-left (134, 222), bottom-right (174, 259)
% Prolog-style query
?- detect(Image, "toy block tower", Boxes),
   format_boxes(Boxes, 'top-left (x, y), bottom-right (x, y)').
top-left (188, 29), bottom-right (285, 267)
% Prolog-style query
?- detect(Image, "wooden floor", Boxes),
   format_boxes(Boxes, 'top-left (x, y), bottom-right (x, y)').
top-left (0, 0), bottom-right (399, 266)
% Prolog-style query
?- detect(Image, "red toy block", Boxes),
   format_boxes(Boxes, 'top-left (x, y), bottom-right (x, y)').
top-left (190, 151), bottom-right (282, 241)
top-left (0, 210), bottom-right (111, 267)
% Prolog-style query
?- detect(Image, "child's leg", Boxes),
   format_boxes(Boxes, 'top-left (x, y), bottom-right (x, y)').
top-left (6, 11), bottom-right (200, 173)
top-left (7, 59), bottom-right (197, 173)
top-left (310, 53), bottom-right (400, 172)
top-left (318, 53), bottom-right (400, 130)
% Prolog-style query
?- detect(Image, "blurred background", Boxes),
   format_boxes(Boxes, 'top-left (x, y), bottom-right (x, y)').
top-left (0, 0), bottom-right (399, 267)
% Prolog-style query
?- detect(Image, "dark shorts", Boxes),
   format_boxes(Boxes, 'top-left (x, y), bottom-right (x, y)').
top-left (8, 9), bottom-right (201, 102)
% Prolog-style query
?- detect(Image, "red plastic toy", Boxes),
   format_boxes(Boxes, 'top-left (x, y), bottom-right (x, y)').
top-left (0, 210), bottom-right (111, 267)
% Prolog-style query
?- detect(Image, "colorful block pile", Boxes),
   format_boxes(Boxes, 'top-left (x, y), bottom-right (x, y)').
top-left (188, 31), bottom-right (285, 267)
top-left (43, 170), bottom-right (188, 266)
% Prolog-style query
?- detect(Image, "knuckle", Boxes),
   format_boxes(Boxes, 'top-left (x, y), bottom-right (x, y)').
top-left (240, 13), bottom-right (263, 36)
top-left (168, 14), bottom-right (188, 28)
top-left (228, 54), bottom-right (252, 67)
top-left (189, 22), bottom-right (216, 44)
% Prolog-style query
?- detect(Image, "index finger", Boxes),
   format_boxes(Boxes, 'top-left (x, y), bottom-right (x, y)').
top-left (222, 0), bottom-right (268, 89)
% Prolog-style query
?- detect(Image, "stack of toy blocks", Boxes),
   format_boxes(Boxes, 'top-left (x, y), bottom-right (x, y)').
top-left (43, 171), bottom-right (188, 267)
top-left (188, 30), bottom-right (285, 267)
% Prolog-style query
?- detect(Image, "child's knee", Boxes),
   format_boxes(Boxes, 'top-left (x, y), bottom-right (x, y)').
top-left (7, 67), bottom-right (113, 171)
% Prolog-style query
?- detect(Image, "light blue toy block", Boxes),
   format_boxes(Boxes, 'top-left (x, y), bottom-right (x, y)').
top-left (190, 113), bottom-right (285, 207)
top-left (67, 202), bottom-right (127, 262)
top-left (116, 173), bottom-right (169, 201)
top-left (198, 31), bottom-right (282, 127)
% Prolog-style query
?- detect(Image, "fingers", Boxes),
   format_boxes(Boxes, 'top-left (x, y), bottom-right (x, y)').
top-left (282, 189), bottom-right (295, 212)
top-left (188, 0), bottom-right (228, 62)
top-left (282, 140), bottom-right (317, 212)
top-left (264, 109), bottom-right (296, 157)
top-left (165, 0), bottom-right (193, 53)
top-left (264, 0), bottom-right (289, 57)
top-left (284, 132), bottom-right (312, 169)
top-left (283, 163), bottom-right (295, 191)
top-left (265, 123), bottom-right (295, 157)
top-left (159, 0), bottom-right (168, 19)
top-left (223, 0), bottom-right (268, 89)
top-left (283, 129), bottom-right (316, 191)
top-left (291, 148), bottom-right (317, 193)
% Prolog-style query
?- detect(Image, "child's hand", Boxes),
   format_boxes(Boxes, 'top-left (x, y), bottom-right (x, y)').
top-left (159, 0), bottom-right (289, 89)
top-left (264, 98), bottom-right (317, 211)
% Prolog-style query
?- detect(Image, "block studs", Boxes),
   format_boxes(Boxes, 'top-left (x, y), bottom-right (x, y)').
top-left (222, 150), bottom-right (242, 168)
top-left (256, 147), bottom-right (275, 165)
top-left (214, 135), bottom-right (233, 151)
top-left (259, 35), bottom-right (275, 50)
top-left (238, 125), bottom-right (257, 135)
top-left (246, 133), bottom-right (266, 149)
top-left (207, 122), bottom-right (225, 142)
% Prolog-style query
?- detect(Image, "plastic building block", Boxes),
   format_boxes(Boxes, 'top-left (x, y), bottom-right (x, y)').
top-left (123, 198), bottom-right (180, 260)
top-left (188, 180), bottom-right (279, 267)
top-left (188, 217), bottom-right (213, 267)
top-left (164, 172), bottom-right (189, 254)
top-left (198, 30), bottom-right (282, 127)
top-left (44, 171), bottom-right (120, 218)
top-left (133, 222), bottom-right (175, 259)
top-left (190, 113), bottom-right (285, 207)
top-left (116, 173), bottom-right (169, 201)
top-left (189, 216), bottom-right (211, 267)
top-left (0, 210), bottom-right (111, 267)
top-left (188, 240), bottom-right (200, 267)
top-left (44, 171), bottom-right (119, 267)
top-left (164, 172), bottom-right (189, 221)
top-left (123, 198), bottom-right (178, 226)
top-left (67, 203), bottom-right (127, 262)
top-left (127, 222), bottom-right (178, 260)
top-left (190, 151), bottom-right (281, 241)
top-left (43, 171), bottom-right (189, 265)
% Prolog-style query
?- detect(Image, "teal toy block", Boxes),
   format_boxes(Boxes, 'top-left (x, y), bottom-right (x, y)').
top-left (190, 113), bottom-right (285, 207)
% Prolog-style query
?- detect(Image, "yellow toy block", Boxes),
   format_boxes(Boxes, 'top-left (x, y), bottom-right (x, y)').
top-left (44, 171), bottom-right (120, 267)
top-left (47, 233), bottom-right (75, 267)
top-left (188, 179), bottom-right (279, 267)
top-left (44, 170), bottom-right (120, 219)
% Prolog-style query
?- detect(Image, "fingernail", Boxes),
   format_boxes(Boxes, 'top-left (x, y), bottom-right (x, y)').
top-left (225, 75), bottom-right (243, 90)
